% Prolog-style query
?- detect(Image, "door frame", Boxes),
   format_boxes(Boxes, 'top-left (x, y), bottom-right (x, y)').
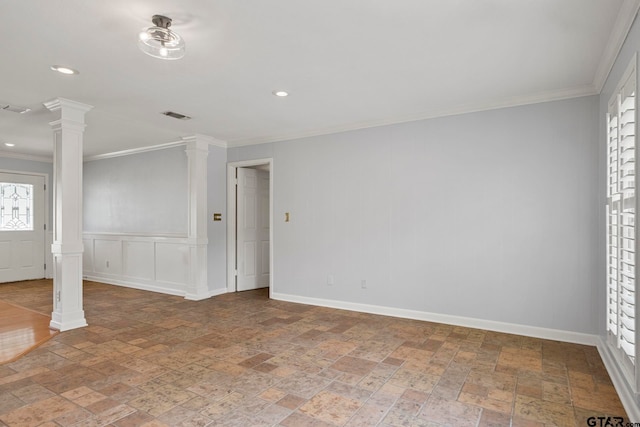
top-left (0, 169), bottom-right (50, 280)
top-left (227, 158), bottom-right (273, 293)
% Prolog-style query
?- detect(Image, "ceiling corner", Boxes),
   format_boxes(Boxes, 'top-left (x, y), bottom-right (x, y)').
top-left (593, 0), bottom-right (640, 92)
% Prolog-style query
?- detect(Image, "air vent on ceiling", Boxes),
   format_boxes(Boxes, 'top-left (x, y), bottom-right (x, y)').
top-left (161, 111), bottom-right (191, 120)
top-left (1, 104), bottom-right (30, 114)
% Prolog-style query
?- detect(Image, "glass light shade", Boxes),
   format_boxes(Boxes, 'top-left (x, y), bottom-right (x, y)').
top-left (138, 25), bottom-right (185, 60)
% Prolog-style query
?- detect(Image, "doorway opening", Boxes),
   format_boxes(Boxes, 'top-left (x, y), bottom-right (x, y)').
top-left (227, 159), bottom-right (273, 294)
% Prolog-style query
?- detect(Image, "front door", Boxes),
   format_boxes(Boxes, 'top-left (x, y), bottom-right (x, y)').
top-left (237, 167), bottom-right (269, 291)
top-left (0, 172), bottom-right (45, 283)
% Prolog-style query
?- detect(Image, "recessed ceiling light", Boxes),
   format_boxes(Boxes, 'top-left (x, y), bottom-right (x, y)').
top-left (4, 143), bottom-right (15, 147)
top-left (50, 65), bottom-right (79, 75)
top-left (272, 90), bottom-right (289, 97)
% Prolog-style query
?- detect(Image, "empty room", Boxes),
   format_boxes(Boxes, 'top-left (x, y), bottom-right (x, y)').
top-left (1, 1), bottom-right (640, 425)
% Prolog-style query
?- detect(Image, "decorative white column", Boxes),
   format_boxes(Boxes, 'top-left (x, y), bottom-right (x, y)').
top-left (44, 98), bottom-right (93, 331)
top-left (183, 135), bottom-right (210, 300)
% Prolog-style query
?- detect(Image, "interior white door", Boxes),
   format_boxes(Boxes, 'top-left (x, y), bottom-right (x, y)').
top-left (0, 172), bottom-right (45, 283)
top-left (237, 168), bottom-right (269, 291)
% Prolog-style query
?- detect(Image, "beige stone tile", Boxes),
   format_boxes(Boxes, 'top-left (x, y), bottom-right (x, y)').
top-left (513, 394), bottom-right (574, 426)
top-left (498, 347), bottom-right (542, 372)
top-left (0, 280), bottom-right (629, 427)
top-left (419, 396), bottom-right (482, 427)
top-left (10, 384), bottom-right (55, 404)
top-left (330, 356), bottom-right (378, 376)
top-left (458, 390), bottom-right (512, 414)
top-left (298, 390), bottom-right (362, 425)
top-left (478, 409), bottom-right (511, 427)
top-left (259, 387), bottom-right (287, 402)
top-left (0, 396), bottom-right (79, 427)
top-left (345, 403), bottom-right (387, 426)
top-left (199, 391), bottom-right (245, 418)
top-left (570, 382), bottom-right (626, 414)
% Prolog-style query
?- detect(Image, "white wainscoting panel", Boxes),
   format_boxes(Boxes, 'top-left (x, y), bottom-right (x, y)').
top-left (82, 238), bottom-right (93, 273)
top-left (0, 242), bottom-right (10, 269)
top-left (123, 241), bottom-right (154, 280)
top-left (156, 242), bottom-right (190, 286)
top-left (94, 238), bottom-right (122, 275)
top-left (83, 233), bottom-right (192, 296)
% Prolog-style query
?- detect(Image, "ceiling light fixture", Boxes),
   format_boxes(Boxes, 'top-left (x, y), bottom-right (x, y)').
top-left (138, 15), bottom-right (185, 60)
top-left (50, 65), bottom-right (79, 75)
top-left (4, 143), bottom-right (15, 147)
top-left (272, 90), bottom-right (289, 97)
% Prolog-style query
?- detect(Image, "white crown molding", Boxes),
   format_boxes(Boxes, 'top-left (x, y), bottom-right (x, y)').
top-left (85, 134), bottom-right (228, 162)
top-left (84, 140), bottom-right (186, 161)
top-left (0, 150), bottom-right (53, 163)
top-left (227, 84), bottom-right (598, 148)
top-left (593, 0), bottom-right (640, 92)
top-left (271, 292), bottom-right (599, 346)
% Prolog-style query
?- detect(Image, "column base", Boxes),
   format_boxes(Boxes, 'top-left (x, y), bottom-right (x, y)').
top-left (50, 310), bottom-right (88, 331)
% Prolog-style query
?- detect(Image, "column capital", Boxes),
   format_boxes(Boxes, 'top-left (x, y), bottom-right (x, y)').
top-left (48, 118), bottom-right (87, 133)
top-left (44, 98), bottom-right (93, 123)
top-left (182, 134), bottom-right (227, 149)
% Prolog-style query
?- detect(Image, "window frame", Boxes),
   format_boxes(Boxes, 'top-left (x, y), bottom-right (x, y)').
top-left (606, 52), bottom-right (639, 391)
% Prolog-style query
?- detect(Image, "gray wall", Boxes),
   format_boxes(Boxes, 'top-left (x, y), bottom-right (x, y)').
top-left (230, 95), bottom-right (600, 334)
top-left (207, 145), bottom-right (227, 290)
top-left (597, 13), bottom-right (640, 337)
top-left (84, 147), bottom-right (188, 234)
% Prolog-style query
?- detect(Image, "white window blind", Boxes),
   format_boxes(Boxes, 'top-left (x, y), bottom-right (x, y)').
top-left (607, 61), bottom-right (637, 366)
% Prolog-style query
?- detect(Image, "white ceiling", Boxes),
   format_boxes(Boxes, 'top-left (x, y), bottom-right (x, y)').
top-left (0, 0), bottom-right (637, 158)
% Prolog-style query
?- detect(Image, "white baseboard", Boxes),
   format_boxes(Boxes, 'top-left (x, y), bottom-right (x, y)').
top-left (271, 292), bottom-right (598, 346)
top-left (84, 274), bottom-right (230, 301)
top-left (83, 275), bottom-right (185, 297)
top-left (597, 338), bottom-right (640, 421)
top-left (209, 287), bottom-right (229, 297)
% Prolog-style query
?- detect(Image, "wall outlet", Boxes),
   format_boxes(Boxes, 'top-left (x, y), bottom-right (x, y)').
top-left (327, 275), bottom-right (334, 286)
top-left (361, 279), bottom-right (367, 289)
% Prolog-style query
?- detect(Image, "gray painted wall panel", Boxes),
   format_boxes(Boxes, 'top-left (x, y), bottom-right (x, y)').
top-left (232, 95), bottom-right (599, 334)
top-left (207, 145), bottom-right (227, 290)
top-left (83, 147), bottom-right (188, 235)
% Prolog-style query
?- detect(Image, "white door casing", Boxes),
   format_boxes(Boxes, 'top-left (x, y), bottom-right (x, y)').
top-left (237, 168), bottom-right (270, 291)
top-left (257, 169), bottom-right (270, 287)
top-left (0, 172), bottom-right (45, 283)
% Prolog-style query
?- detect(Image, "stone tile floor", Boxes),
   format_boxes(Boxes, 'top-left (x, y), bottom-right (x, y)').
top-left (0, 280), bottom-right (628, 426)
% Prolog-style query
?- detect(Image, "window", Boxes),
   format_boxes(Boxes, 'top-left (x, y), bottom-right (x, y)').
top-left (607, 54), bottom-right (637, 381)
top-left (0, 182), bottom-right (34, 231)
